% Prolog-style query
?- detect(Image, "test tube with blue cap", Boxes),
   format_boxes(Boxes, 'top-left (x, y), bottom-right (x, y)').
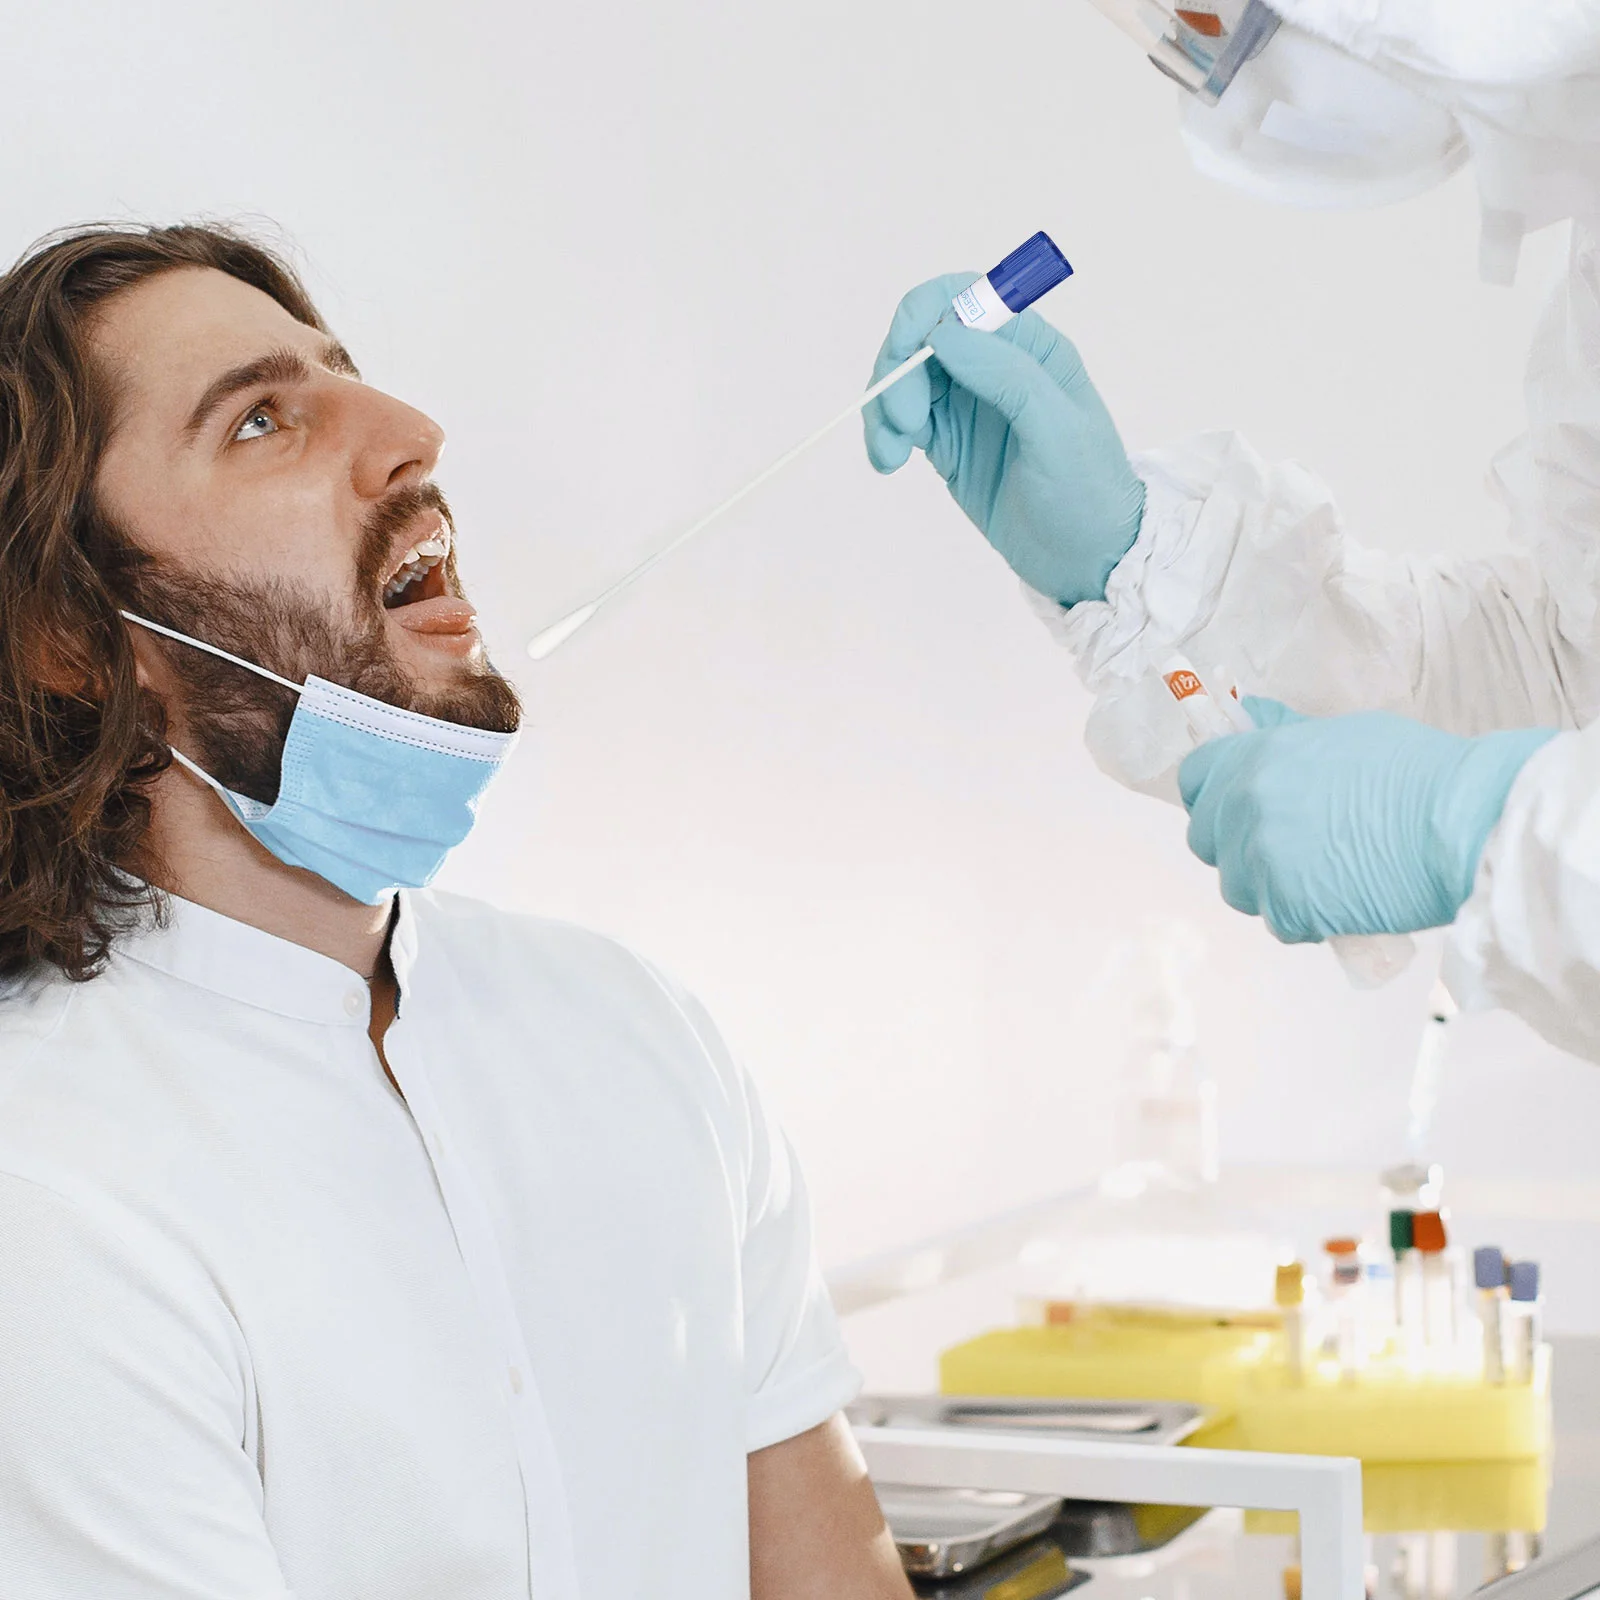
top-left (948, 232), bottom-right (1076, 332)
top-left (1474, 1245), bottom-right (1509, 1384)
top-left (526, 232), bottom-right (1074, 661)
top-left (1506, 1260), bottom-right (1542, 1385)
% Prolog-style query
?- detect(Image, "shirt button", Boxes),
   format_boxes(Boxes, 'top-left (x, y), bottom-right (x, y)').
top-left (508, 1366), bottom-right (525, 1396)
top-left (343, 989), bottom-right (365, 1020)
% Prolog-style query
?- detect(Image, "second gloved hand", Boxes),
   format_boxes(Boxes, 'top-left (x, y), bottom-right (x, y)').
top-left (1179, 700), bottom-right (1559, 940)
top-left (863, 273), bottom-right (1146, 608)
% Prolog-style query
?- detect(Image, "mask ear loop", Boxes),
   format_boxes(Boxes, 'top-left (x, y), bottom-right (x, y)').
top-left (119, 609), bottom-right (300, 816)
top-left (118, 610), bottom-right (304, 695)
top-left (161, 745), bottom-right (270, 818)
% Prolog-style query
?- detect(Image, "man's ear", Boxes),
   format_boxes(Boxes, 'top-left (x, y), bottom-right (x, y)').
top-left (122, 625), bottom-right (169, 694)
top-left (117, 622), bottom-right (187, 747)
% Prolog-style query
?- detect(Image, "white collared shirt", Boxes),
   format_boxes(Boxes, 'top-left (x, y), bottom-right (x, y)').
top-left (0, 891), bottom-right (858, 1600)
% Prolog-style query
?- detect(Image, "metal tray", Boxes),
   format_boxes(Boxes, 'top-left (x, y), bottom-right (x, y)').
top-left (850, 1393), bottom-right (1206, 1446)
top-left (876, 1484), bottom-right (1065, 1578)
top-left (1047, 1497), bottom-right (1207, 1558)
top-left (909, 1531), bottom-right (1091, 1597)
top-left (856, 1394), bottom-right (1211, 1570)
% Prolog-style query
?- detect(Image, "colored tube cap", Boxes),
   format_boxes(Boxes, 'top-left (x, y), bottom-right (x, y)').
top-left (1275, 1263), bottom-right (1305, 1307)
top-left (986, 231), bottom-right (1073, 314)
top-left (1509, 1261), bottom-right (1541, 1302)
top-left (1324, 1237), bottom-right (1359, 1256)
top-left (1412, 1211), bottom-right (1447, 1252)
top-left (1474, 1246), bottom-right (1506, 1290)
top-left (1389, 1210), bottom-right (1414, 1252)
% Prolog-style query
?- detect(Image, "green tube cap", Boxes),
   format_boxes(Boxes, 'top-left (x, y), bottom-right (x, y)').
top-left (1389, 1209), bottom-right (1415, 1252)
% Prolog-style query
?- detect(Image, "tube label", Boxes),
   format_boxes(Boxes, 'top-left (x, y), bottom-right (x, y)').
top-left (1160, 656), bottom-right (1245, 745)
top-left (951, 275), bottom-right (1013, 332)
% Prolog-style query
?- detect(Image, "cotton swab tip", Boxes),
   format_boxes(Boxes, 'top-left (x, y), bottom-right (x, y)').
top-left (526, 600), bottom-right (602, 661)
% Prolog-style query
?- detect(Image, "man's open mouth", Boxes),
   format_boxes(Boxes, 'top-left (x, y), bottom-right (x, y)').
top-left (382, 530), bottom-right (451, 610)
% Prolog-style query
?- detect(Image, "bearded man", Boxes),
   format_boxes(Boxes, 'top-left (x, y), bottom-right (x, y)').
top-left (0, 223), bottom-right (909, 1600)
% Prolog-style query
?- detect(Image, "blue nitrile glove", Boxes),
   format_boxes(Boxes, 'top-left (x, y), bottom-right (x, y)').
top-left (863, 273), bottom-right (1147, 608)
top-left (1178, 698), bottom-right (1559, 941)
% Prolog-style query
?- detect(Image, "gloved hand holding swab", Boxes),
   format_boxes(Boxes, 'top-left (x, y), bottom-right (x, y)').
top-left (526, 232), bottom-right (1073, 661)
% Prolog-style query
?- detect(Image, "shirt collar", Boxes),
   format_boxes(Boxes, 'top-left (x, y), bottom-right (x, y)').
top-left (116, 891), bottom-right (413, 1028)
top-left (390, 891), bottom-right (420, 1000)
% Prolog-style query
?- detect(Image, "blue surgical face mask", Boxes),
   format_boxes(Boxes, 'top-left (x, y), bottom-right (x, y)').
top-left (122, 610), bottom-right (518, 905)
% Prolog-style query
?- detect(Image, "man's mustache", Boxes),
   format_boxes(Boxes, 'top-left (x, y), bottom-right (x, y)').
top-left (356, 483), bottom-right (455, 599)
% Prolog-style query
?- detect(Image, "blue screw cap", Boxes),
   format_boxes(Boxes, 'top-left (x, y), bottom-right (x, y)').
top-left (987, 231), bottom-right (1073, 315)
top-left (1508, 1261), bottom-right (1541, 1302)
top-left (1474, 1246), bottom-right (1506, 1290)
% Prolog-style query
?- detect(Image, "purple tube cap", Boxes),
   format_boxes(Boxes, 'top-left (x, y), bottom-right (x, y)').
top-left (1509, 1261), bottom-right (1541, 1302)
top-left (1474, 1246), bottom-right (1506, 1290)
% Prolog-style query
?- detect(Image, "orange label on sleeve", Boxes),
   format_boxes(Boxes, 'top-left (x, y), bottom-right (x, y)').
top-left (1176, 8), bottom-right (1225, 37)
top-left (1163, 669), bottom-right (1204, 701)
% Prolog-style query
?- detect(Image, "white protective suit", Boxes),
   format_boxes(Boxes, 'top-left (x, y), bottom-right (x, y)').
top-left (1040, 1), bottom-right (1600, 1063)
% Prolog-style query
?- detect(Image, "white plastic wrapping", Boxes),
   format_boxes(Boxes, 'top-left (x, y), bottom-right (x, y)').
top-left (1176, 0), bottom-right (1600, 281)
top-left (1035, 222), bottom-right (1600, 1057)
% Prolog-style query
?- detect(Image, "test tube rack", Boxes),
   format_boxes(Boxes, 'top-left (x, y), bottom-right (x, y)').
top-left (940, 1321), bottom-right (1552, 1533)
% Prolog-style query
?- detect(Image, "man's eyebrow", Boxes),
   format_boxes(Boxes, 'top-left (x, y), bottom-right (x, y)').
top-left (181, 337), bottom-right (362, 443)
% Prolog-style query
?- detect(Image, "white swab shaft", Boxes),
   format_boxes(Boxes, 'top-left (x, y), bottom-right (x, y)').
top-left (591, 344), bottom-right (933, 611)
top-left (527, 345), bottom-right (934, 659)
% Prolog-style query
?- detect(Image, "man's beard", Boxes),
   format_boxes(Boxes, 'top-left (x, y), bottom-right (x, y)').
top-left (129, 485), bottom-right (522, 806)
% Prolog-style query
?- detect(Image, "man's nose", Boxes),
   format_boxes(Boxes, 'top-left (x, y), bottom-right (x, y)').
top-left (349, 387), bottom-right (446, 500)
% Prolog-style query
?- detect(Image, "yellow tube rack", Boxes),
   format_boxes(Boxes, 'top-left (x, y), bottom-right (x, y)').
top-left (939, 1322), bottom-right (1552, 1532)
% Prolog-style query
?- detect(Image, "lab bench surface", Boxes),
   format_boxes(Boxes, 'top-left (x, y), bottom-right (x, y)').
top-left (908, 1336), bottom-right (1600, 1600)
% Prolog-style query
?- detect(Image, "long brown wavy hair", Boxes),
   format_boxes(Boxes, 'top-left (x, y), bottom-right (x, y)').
top-left (0, 222), bottom-right (328, 983)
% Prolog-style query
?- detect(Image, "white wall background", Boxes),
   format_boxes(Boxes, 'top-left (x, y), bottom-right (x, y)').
top-left (10, 1), bottom-right (1599, 1364)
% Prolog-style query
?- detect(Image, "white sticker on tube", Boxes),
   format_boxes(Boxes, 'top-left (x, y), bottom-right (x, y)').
top-left (951, 275), bottom-right (1013, 332)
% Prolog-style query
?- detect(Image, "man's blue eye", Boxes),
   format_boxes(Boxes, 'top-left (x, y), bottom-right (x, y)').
top-left (234, 407), bottom-right (278, 442)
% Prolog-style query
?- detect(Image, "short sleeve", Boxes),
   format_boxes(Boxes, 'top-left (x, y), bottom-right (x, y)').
top-left (662, 986), bottom-right (862, 1453)
top-left (737, 1084), bottom-right (863, 1450)
top-left (0, 1172), bottom-right (292, 1599)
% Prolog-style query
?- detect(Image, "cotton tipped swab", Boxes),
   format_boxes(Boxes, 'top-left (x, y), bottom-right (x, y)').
top-left (526, 230), bottom-right (1074, 662)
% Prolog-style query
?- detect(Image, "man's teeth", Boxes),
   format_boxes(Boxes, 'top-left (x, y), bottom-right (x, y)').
top-left (383, 537), bottom-right (449, 602)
